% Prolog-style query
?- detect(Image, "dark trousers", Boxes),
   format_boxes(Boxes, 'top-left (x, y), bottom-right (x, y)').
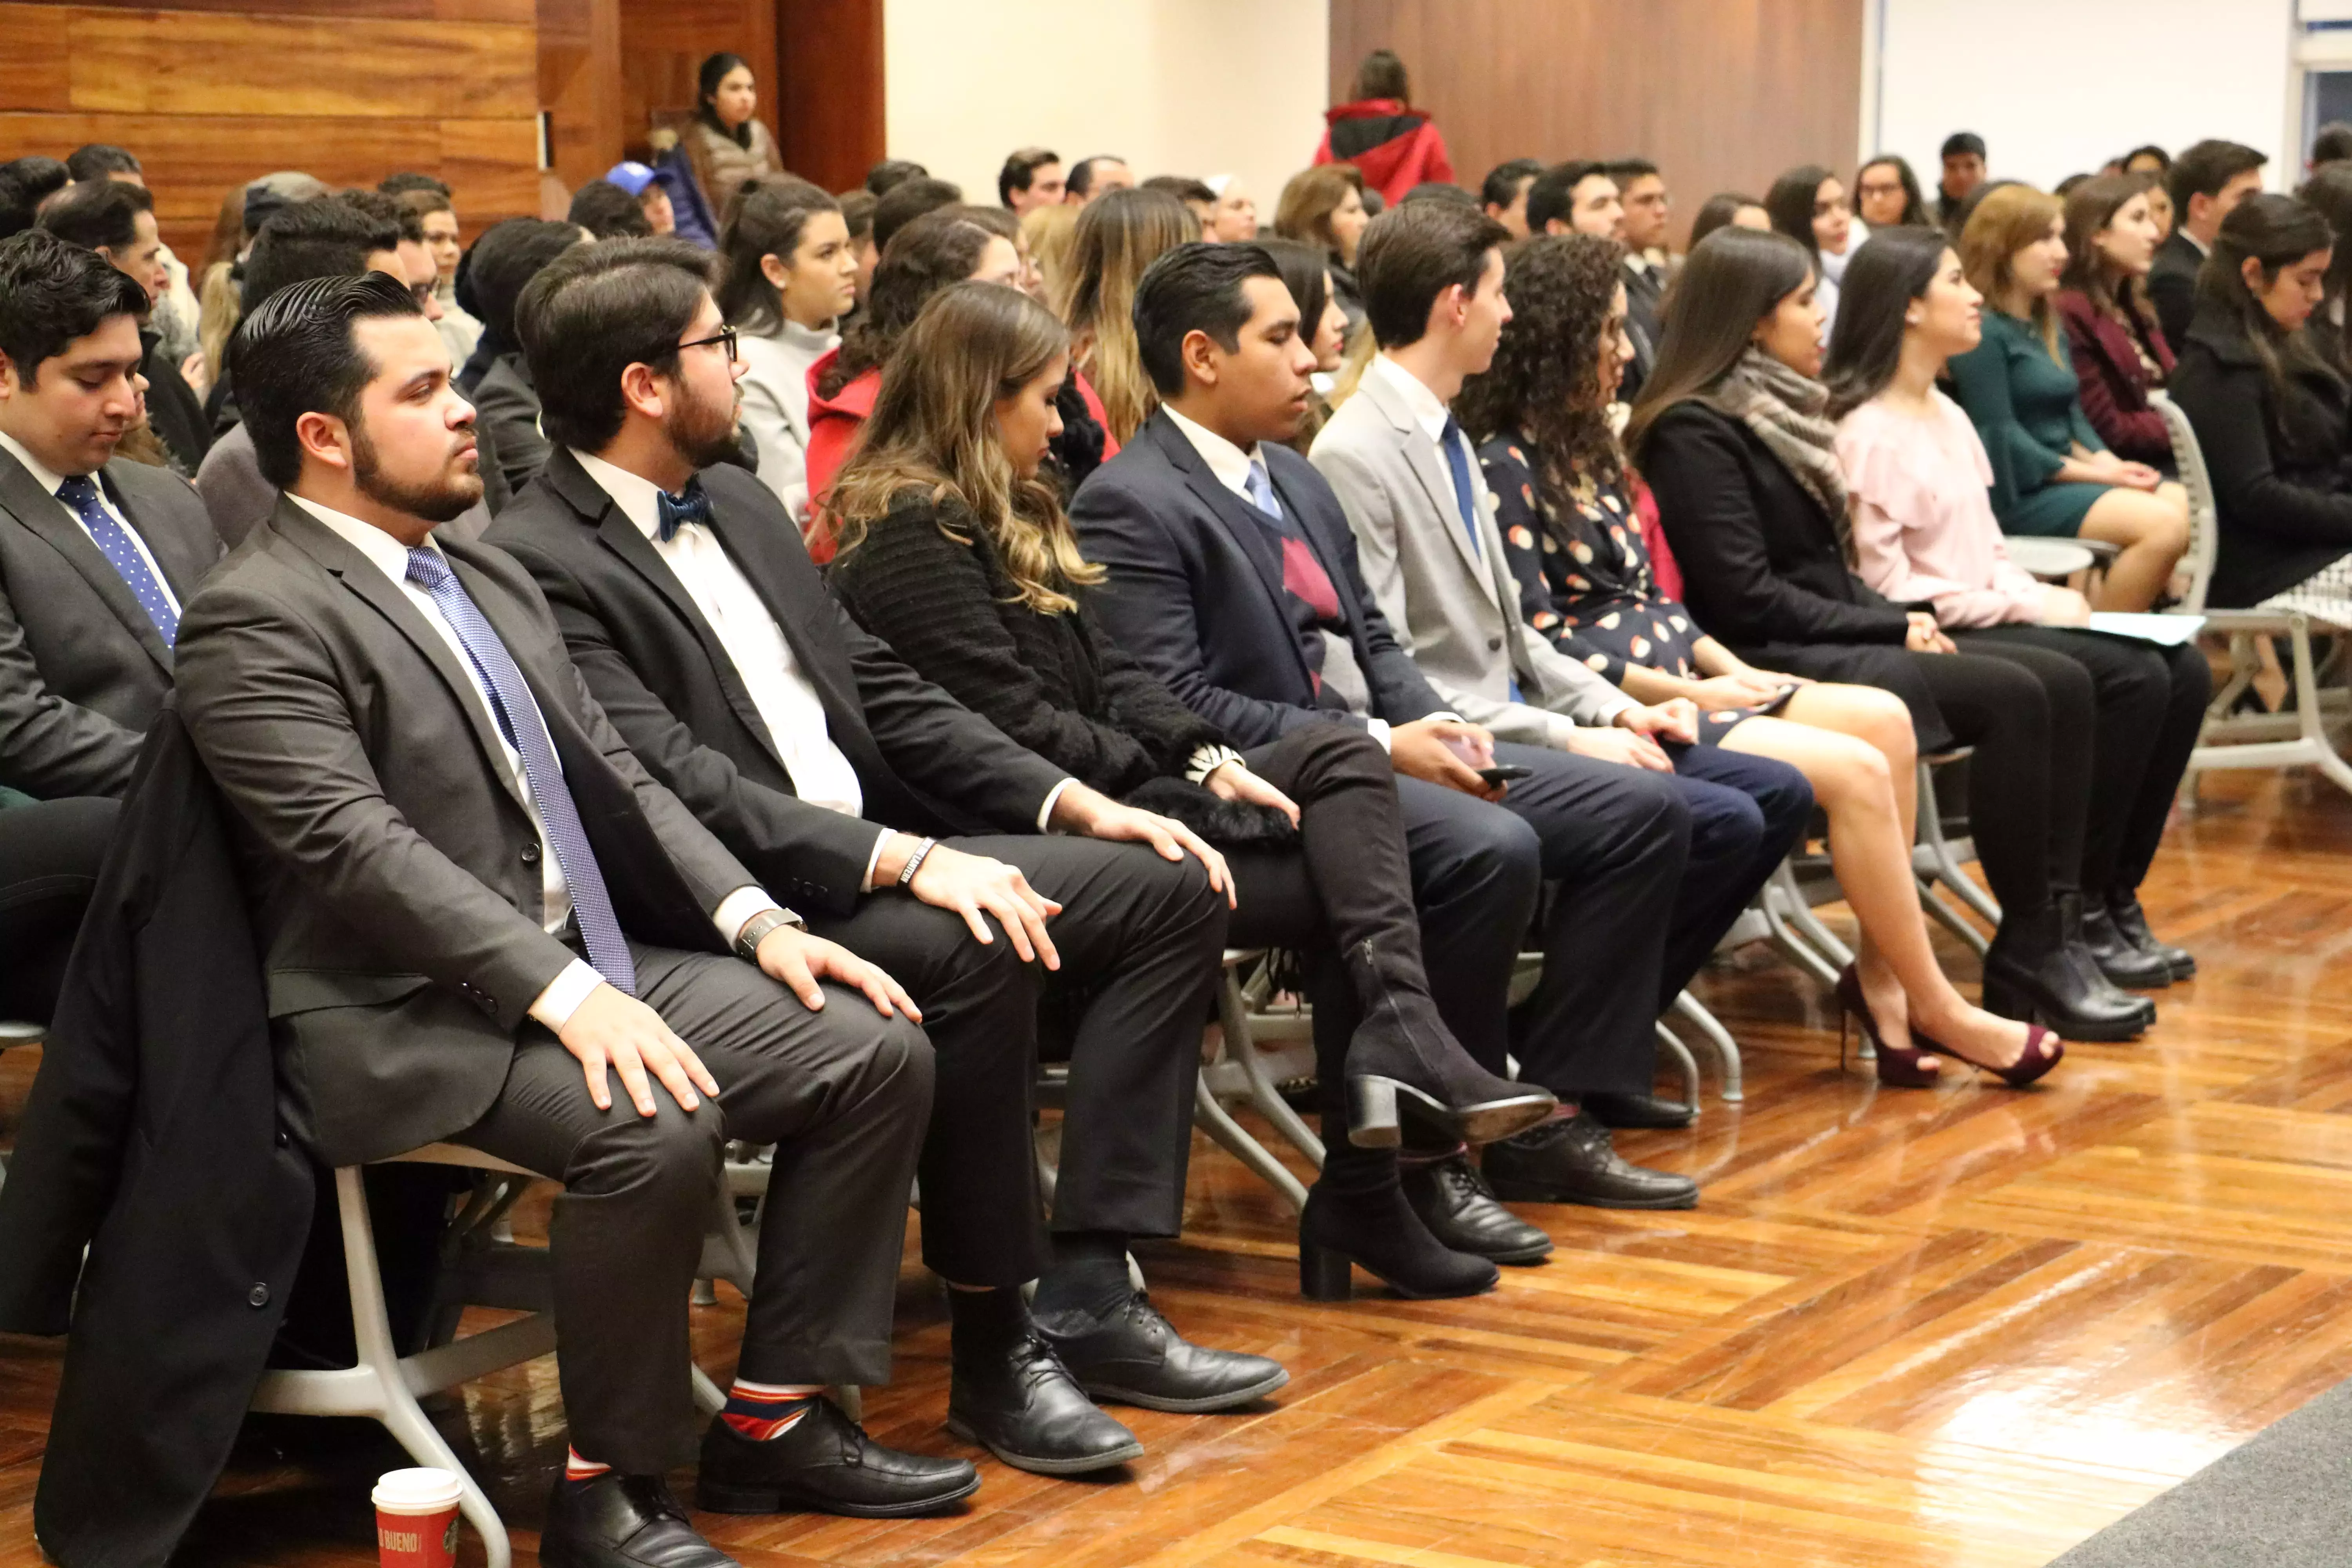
top-left (453, 941), bottom-right (933, 1474)
top-left (1953, 627), bottom-right (2209, 897)
top-left (804, 833), bottom-right (1225, 1289)
top-left (1907, 646), bottom-right (2088, 913)
top-left (0, 797), bottom-right (117, 1023)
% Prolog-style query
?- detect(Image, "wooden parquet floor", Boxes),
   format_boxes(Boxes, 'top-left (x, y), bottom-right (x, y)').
top-left (7, 768), bottom-right (2352, 1567)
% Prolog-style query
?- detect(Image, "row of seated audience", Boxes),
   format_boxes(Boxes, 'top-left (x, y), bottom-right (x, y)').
top-left (3, 47), bottom-right (2349, 1568)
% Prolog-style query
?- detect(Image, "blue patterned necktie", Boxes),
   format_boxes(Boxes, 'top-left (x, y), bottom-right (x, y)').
top-left (1243, 457), bottom-right (1282, 521)
top-left (1437, 416), bottom-right (1482, 561)
top-left (55, 475), bottom-right (178, 646)
top-left (655, 479), bottom-right (712, 543)
top-left (403, 546), bottom-right (636, 996)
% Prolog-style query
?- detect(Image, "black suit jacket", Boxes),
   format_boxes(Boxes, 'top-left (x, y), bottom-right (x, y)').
top-left (0, 443), bottom-right (220, 798)
top-left (2148, 230), bottom-right (2206, 350)
top-left (1071, 410), bottom-right (1447, 748)
top-left (485, 450), bottom-right (1069, 916)
top-left (1621, 257), bottom-right (1666, 396)
top-left (472, 350), bottom-right (553, 497)
top-left (174, 497), bottom-right (755, 1166)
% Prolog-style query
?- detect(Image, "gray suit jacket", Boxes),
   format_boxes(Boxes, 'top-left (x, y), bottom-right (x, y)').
top-left (472, 352), bottom-right (553, 497)
top-left (196, 420), bottom-right (502, 551)
top-left (0, 445), bottom-right (220, 798)
top-left (1308, 367), bottom-right (1633, 744)
top-left (174, 497), bottom-right (761, 1165)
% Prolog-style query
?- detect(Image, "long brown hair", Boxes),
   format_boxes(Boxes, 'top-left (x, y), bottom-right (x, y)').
top-left (829, 282), bottom-right (1103, 614)
top-left (1624, 226), bottom-right (1814, 461)
top-left (2200, 193), bottom-right (2342, 452)
top-left (1058, 188), bottom-right (1195, 443)
top-left (1959, 183), bottom-right (2067, 361)
top-left (2059, 173), bottom-right (2160, 323)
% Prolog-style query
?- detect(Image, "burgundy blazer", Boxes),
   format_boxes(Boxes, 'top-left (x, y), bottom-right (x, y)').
top-left (2056, 289), bottom-right (2177, 465)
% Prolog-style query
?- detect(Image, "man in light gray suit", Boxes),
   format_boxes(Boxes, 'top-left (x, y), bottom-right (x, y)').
top-left (175, 271), bottom-right (958, 1566)
top-left (1311, 203), bottom-right (1812, 1206)
top-left (0, 231), bottom-right (221, 801)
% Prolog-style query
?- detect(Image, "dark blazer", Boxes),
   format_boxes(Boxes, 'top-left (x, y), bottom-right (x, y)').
top-left (0, 707), bottom-right (314, 1568)
top-left (2167, 303), bottom-right (2352, 607)
top-left (485, 450), bottom-right (1069, 915)
top-left (140, 327), bottom-right (214, 476)
top-left (0, 442), bottom-right (220, 798)
top-left (174, 497), bottom-right (756, 1167)
top-left (1071, 409), bottom-right (1448, 748)
top-left (2056, 289), bottom-right (2176, 465)
top-left (472, 350), bottom-right (553, 496)
top-left (2148, 230), bottom-right (2206, 350)
top-left (827, 494), bottom-right (1220, 797)
top-left (1621, 256), bottom-right (1666, 395)
top-left (1639, 399), bottom-right (1954, 752)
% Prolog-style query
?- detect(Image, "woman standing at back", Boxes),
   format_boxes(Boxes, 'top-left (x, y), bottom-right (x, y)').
top-left (1947, 184), bottom-right (2189, 608)
top-left (1312, 49), bottom-right (1453, 206)
top-left (1628, 226), bottom-right (2154, 1044)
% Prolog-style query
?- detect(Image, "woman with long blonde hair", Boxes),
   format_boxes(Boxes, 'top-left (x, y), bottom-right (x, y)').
top-left (829, 282), bottom-right (1556, 1303)
top-left (1056, 187), bottom-right (1196, 443)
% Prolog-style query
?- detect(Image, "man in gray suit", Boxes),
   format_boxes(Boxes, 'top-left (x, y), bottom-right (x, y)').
top-left (1312, 203), bottom-right (1812, 1206)
top-left (0, 230), bottom-right (220, 802)
top-left (176, 271), bottom-right (956, 1568)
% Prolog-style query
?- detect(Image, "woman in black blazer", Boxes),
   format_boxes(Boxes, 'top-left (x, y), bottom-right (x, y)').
top-left (1628, 227), bottom-right (2146, 1046)
top-left (827, 281), bottom-right (1554, 1301)
top-left (2166, 194), bottom-right (2352, 614)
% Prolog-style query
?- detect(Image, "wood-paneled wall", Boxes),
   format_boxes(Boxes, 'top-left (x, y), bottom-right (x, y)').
top-left (1329, 0), bottom-right (1865, 249)
top-left (0, 0), bottom-right (541, 256)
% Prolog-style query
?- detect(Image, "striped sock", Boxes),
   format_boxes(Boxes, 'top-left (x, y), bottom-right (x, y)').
top-left (564, 1448), bottom-right (611, 1484)
top-left (720, 1379), bottom-right (823, 1441)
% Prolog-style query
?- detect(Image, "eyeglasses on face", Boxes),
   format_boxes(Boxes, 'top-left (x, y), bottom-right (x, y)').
top-left (677, 324), bottom-right (739, 363)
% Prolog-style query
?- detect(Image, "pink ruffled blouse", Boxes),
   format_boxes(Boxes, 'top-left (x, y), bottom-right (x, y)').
top-left (1837, 390), bottom-right (2044, 628)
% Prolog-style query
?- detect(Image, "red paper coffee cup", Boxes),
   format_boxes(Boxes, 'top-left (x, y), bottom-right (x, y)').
top-left (374, 1468), bottom-right (463, 1568)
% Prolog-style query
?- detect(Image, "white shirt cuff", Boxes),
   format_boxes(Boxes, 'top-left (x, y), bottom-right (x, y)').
top-left (528, 959), bottom-right (607, 1033)
top-left (1365, 717), bottom-right (1392, 751)
top-left (713, 886), bottom-right (788, 945)
top-left (1185, 743), bottom-right (1245, 784)
top-left (1037, 777), bottom-right (1077, 832)
top-left (858, 826), bottom-right (894, 894)
top-left (1544, 711), bottom-right (1585, 750)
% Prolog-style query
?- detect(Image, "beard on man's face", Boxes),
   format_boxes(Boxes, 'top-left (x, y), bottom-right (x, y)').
top-left (351, 413), bottom-right (484, 524)
top-left (665, 372), bottom-right (743, 471)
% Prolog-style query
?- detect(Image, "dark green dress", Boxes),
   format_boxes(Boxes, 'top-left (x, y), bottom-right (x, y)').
top-left (1946, 307), bottom-right (2115, 538)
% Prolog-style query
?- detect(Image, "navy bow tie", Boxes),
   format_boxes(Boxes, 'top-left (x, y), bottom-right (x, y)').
top-left (654, 480), bottom-right (712, 543)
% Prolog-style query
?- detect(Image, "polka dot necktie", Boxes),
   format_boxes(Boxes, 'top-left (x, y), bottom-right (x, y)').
top-left (56, 475), bottom-right (177, 647)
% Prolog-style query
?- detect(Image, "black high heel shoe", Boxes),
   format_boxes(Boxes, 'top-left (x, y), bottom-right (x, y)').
top-left (1833, 965), bottom-right (1938, 1088)
top-left (1343, 938), bottom-right (1556, 1149)
top-left (1298, 1181), bottom-right (1498, 1301)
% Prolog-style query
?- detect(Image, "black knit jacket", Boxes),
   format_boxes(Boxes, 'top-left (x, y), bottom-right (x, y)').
top-left (827, 494), bottom-right (1225, 797)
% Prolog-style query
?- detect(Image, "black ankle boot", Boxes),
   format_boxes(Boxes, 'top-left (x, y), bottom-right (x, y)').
top-left (1982, 899), bottom-right (2152, 1042)
top-left (1343, 938), bottom-right (1555, 1151)
top-left (2080, 899), bottom-right (2175, 989)
top-left (2060, 893), bottom-right (2159, 1019)
top-left (1298, 1180), bottom-right (1498, 1301)
top-left (2109, 892), bottom-right (2195, 980)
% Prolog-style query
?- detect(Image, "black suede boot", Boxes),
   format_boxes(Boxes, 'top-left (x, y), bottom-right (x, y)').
top-left (1343, 937), bottom-right (1556, 1150)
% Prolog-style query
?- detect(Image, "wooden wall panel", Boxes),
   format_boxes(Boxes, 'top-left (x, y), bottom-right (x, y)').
top-left (773, 0), bottom-right (881, 193)
top-left (615, 0), bottom-right (773, 162)
top-left (1328, 0), bottom-right (1865, 249)
top-left (0, 0), bottom-right (543, 257)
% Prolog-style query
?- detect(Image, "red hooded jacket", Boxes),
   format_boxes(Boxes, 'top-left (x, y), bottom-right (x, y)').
top-left (1313, 98), bottom-right (1454, 205)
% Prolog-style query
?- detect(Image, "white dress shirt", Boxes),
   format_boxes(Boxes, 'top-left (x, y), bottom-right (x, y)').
top-left (575, 451), bottom-right (1078, 878)
top-left (1161, 404), bottom-right (1393, 751)
top-left (0, 428), bottom-right (185, 620)
top-left (290, 495), bottom-right (779, 1029)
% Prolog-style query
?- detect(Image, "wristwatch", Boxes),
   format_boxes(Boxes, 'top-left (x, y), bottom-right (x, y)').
top-left (733, 907), bottom-right (805, 963)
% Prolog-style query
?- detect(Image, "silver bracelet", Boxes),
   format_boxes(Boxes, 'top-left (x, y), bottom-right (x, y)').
top-left (896, 837), bottom-right (938, 888)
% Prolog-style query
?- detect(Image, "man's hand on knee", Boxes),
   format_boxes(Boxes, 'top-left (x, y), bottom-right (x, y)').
top-left (757, 926), bottom-right (924, 1022)
top-left (558, 984), bottom-right (722, 1116)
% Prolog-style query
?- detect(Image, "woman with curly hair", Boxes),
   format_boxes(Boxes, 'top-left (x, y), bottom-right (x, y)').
top-left (1457, 233), bottom-right (2056, 1089)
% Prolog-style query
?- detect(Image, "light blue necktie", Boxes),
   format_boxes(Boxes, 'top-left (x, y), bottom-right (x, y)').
top-left (1244, 457), bottom-right (1281, 521)
top-left (56, 475), bottom-right (177, 646)
top-left (403, 547), bottom-right (636, 996)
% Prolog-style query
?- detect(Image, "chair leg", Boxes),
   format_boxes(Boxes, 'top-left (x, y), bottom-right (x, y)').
top-left (2289, 615), bottom-right (2352, 799)
top-left (1652, 1022), bottom-right (1702, 1110)
top-left (1217, 969), bottom-right (1324, 1169)
top-left (1670, 991), bottom-right (1742, 1104)
top-left (1919, 878), bottom-right (1991, 958)
top-left (1760, 864), bottom-right (1842, 988)
top-left (331, 1169), bottom-right (513, 1568)
top-left (1191, 1067), bottom-right (1309, 1213)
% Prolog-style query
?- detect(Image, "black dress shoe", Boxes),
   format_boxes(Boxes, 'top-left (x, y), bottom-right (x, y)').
top-left (1401, 1154), bottom-right (1553, 1264)
top-left (947, 1330), bottom-right (1143, 1475)
top-left (2109, 893), bottom-right (2194, 980)
top-left (696, 1397), bottom-right (979, 1517)
top-left (2079, 901), bottom-right (2175, 989)
top-left (541, 1473), bottom-right (737, 1568)
top-left (1580, 1091), bottom-right (1698, 1130)
top-left (1298, 1180), bottom-right (1497, 1300)
top-left (1037, 1292), bottom-right (1289, 1413)
top-left (1481, 1113), bottom-right (1699, 1210)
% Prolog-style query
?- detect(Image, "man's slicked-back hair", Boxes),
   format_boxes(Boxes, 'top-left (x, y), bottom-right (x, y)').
top-left (1132, 240), bottom-right (1284, 394)
top-left (36, 178), bottom-right (151, 254)
top-left (2167, 138), bottom-right (2269, 216)
top-left (1356, 200), bottom-right (1510, 349)
top-left (0, 157), bottom-right (72, 240)
top-left (243, 196), bottom-right (403, 314)
top-left (65, 143), bottom-right (142, 182)
top-left (0, 229), bottom-right (149, 387)
top-left (1480, 158), bottom-right (1543, 211)
top-left (232, 270), bottom-right (424, 487)
top-left (998, 146), bottom-right (1059, 207)
top-left (1524, 160), bottom-right (1608, 234)
top-left (518, 236), bottom-right (715, 453)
